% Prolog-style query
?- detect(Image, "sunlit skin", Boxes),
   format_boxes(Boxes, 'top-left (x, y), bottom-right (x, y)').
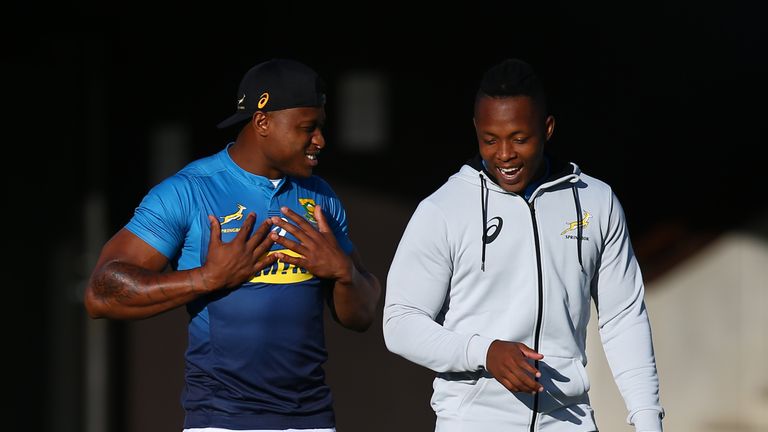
top-left (229, 107), bottom-right (326, 179)
top-left (473, 94), bottom-right (555, 394)
top-left (474, 95), bottom-right (555, 194)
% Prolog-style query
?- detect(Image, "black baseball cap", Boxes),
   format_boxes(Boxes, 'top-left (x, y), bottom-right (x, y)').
top-left (217, 58), bottom-right (327, 129)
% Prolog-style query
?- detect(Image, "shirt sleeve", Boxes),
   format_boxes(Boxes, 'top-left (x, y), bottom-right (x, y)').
top-left (315, 179), bottom-right (354, 255)
top-left (124, 174), bottom-right (193, 259)
top-left (383, 199), bottom-right (493, 373)
top-left (593, 191), bottom-right (664, 431)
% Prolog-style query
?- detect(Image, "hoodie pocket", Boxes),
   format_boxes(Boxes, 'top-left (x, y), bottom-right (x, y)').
top-left (431, 375), bottom-right (488, 417)
top-left (457, 377), bottom-right (489, 412)
top-left (538, 356), bottom-right (591, 414)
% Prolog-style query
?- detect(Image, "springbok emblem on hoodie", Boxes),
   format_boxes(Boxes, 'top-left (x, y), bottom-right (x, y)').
top-left (561, 211), bottom-right (591, 235)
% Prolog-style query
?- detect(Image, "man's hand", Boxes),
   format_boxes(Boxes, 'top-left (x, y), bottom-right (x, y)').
top-left (486, 340), bottom-right (544, 394)
top-left (201, 212), bottom-right (278, 290)
top-left (269, 206), bottom-right (353, 282)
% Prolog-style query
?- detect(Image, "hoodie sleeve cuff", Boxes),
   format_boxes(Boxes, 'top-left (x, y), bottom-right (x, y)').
top-left (466, 334), bottom-right (495, 370)
top-left (630, 409), bottom-right (664, 432)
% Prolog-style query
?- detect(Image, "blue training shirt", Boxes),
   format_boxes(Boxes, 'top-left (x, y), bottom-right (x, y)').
top-left (125, 143), bottom-right (353, 430)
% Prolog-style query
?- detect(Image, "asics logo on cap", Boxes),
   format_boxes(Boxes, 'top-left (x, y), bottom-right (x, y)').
top-left (217, 59), bottom-right (326, 129)
top-left (258, 92), bottom-right (269, 109)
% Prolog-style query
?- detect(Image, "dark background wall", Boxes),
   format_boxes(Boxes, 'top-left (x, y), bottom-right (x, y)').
top-left (7, 3), bottom-right (766, 431)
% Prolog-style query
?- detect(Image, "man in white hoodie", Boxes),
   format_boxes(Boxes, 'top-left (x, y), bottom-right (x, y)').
top-left (383, 58), bottom-right (664, 431)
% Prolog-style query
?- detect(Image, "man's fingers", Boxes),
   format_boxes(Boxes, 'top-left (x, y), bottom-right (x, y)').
top-left (280, 206), bottom-right (315, 231)
top-left (496, 376), bottom-right (516, 392)
top-left (501, 370), bottom-right (539, 393)
top-left (234, 213), bottom-right (256, 242)
top-left (252, 235), bottom-right (275, 260)
top-left (208, 215), bottom-right (222, 246)
top-left (270, 232), bottom-right (308, 256)
top-left (510, 367), bottom-right (542, 393)
top-left (512, 347), bottom-right (542, 377)
top-left (271, 216), bottom-right (313, 244)
top-left (273, 252), bottom-right (305, 268)
top-left (254, 253), bottom-right (279, 273)
top-left (270, 216), bottom-right (303, 237)
top-left (519, 344), bottom-right (544, 360)
top-left (246, 219), bottom-right (273, 250)
top-left (252, 237), bottom-right (275, 256)
top-left (313, 205), bottom-right (331, 234)
top-left (517, 359), bottom-right (541, 378)
top-left (498, 372), bottom-right (541, 394)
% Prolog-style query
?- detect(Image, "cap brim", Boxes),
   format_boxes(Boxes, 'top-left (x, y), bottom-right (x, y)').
top-left (216, 111), bottom-right (252, 129)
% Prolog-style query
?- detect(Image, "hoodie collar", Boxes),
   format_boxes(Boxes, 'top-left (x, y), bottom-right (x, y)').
top-left (471, 153), bottom-right (582, 271)
top-left (465, 153), bottom-right (579, 199)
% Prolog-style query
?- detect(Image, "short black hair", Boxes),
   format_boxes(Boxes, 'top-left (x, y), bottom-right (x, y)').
top-left (476, 58), bottom-right (547, 113)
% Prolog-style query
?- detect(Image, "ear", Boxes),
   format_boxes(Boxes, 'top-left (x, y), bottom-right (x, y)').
top-left (251, 111), bottom-right (269, 137)
top-left (545, 115), bottom-right (555, 141)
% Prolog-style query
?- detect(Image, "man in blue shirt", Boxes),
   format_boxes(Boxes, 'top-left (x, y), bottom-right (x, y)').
top-left (85, 58), bottom-right (382, 432)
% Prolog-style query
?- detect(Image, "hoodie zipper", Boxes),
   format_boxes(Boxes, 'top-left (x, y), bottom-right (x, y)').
top-left (528, 200), bottom-right (544, 432)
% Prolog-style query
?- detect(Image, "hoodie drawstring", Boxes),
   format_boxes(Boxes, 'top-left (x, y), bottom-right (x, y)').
top-left (480, 173), bottom-right (489, 271)
top-left (480, 170), bottom-right (583, 272)
top-left (571, 185), bottom-right (584, 271)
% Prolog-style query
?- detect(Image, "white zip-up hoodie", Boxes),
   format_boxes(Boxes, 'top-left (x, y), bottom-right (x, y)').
top-left (384, 157), bottom-right (664, 431)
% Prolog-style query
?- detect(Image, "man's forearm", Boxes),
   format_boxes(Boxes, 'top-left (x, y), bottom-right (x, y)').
top-left (85, 261), bottom-right (211, 320)
top-left (331, 266), bottom-right (380, 331)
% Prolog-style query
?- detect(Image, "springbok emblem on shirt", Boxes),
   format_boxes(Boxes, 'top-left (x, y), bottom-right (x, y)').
top-left (299, 198), bottom-right (317, 223)
top-left (220, 204), bottom-right (246, 225)
top-left (561, 211), bottom-right (591, 235)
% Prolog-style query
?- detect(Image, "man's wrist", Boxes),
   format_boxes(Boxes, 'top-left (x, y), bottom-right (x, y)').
top-left (196, 266), bottom-right (217, 293)
top-left (631, 409), bottom-right (664, 432)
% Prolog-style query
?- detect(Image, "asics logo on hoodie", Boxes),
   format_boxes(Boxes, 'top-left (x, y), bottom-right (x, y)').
top-left (484, 216), bottom-right (503, 244)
